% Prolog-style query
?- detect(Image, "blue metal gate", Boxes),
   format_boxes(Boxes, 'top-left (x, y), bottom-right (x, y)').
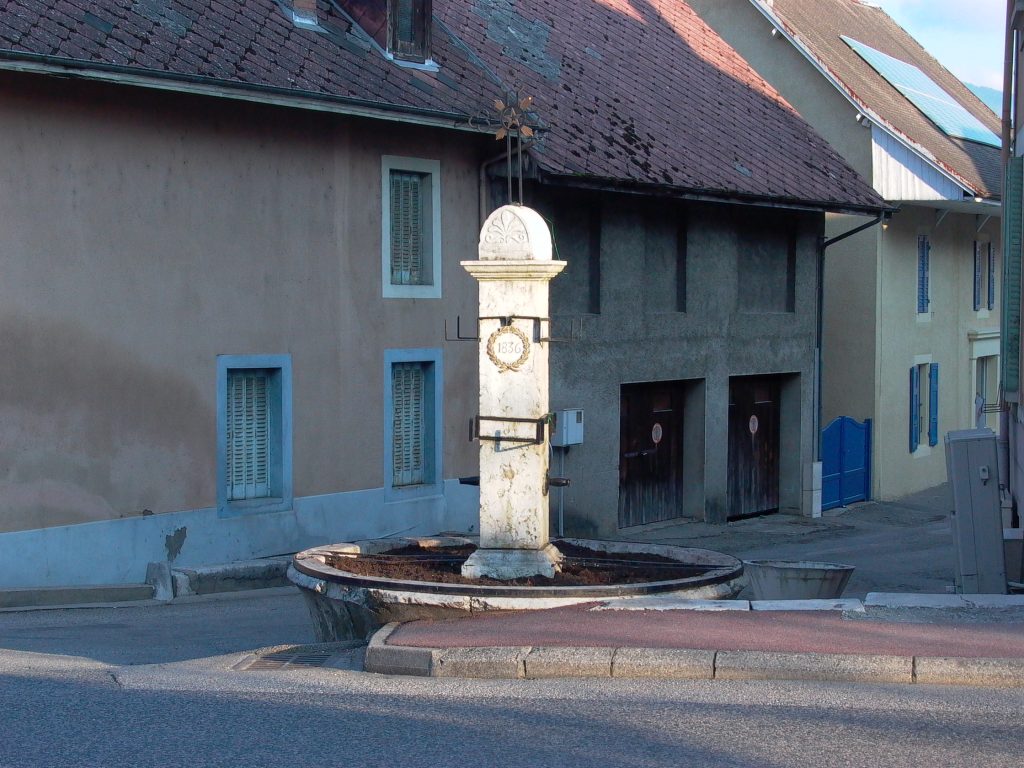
top-left (822, 417), bottom-right (871, 511)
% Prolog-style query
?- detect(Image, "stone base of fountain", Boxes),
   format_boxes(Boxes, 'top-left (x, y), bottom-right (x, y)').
top-left (288, 536), bottom-right (744, 642)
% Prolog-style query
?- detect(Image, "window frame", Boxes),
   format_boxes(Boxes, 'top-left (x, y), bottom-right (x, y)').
top-left (383, 348), bottom-right (443, 501)
top-left (381, 155), bottom-right (442, 300)
top-left (216, 354), bottom-right (293, 517)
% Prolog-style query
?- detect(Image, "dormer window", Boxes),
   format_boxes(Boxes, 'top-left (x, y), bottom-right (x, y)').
top-left (388, 0), bottom-right (431, 62)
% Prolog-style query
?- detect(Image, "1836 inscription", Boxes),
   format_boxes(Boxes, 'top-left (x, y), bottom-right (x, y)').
top-left (486, 325), bottom-right (531, 372)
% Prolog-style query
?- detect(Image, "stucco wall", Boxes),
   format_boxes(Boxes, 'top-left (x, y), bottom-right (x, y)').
top-left (0, 72), bottom-right (484, 535)
top-left (822, 215), bottom-right (880, 426)
top-left (872, 206), bottom-right (1002, 499)
top-left (540, 191), bottom-right (821, 535)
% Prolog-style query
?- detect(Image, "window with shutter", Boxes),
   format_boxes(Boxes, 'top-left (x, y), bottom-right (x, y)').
top-left (227, 370), bottom-right (271, 500)
top-left (217, 355), bottom-right (292, 516)
top-left (390, 170), bottom-right (428, 286)
top-left (384, 349), bottom-right (442, 498)
top-left (382, 156), bottom-right (441, 299)
top-left (392, 362), bottom-right (426, 486)
top-left (917, 235), bottom-right (930, 314)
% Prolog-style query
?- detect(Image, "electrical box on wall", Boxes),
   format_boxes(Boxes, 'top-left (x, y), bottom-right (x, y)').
top-left (551, 408), bottom-right (584, 447)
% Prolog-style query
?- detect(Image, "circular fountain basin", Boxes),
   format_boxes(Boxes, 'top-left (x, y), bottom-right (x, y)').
top-left (288, 536), bottom-right (744, 642)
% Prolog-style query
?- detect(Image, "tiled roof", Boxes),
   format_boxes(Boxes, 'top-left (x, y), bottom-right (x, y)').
top-left (760, 0), bottom-right (1001, 199)
top-left (437, 0), bottom-right (883, 211)
top-left (0, 0), bottom-right (885, 212)
top-left (0, 0), bottom-right (502, 121)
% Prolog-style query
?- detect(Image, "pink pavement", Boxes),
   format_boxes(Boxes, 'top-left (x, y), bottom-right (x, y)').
top-left (387, 605), bottom-right (1024, 659)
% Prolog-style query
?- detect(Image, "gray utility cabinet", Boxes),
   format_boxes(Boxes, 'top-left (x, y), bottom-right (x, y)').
top-left (944, 429), bottom-right (1006, 594)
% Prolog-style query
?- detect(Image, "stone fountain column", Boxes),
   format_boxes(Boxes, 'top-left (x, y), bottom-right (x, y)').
top-left (461, 205), bottom-right (566, 579)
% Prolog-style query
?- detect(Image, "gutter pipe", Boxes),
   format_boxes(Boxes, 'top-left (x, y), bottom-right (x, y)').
top-left (817, 211), bottom-right (887, 464)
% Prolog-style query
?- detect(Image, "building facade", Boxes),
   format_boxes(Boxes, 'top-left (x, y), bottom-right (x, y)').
top-left (0, 0), bottom-right (883, 588)
top-left (692, 0), bottom-right (1003, 500)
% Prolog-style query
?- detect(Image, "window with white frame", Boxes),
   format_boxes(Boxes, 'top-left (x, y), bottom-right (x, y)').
top-left (217, 355), bottom-right (292, 515)
top-left (917, 235), bottom-right (930, 314)
top-left (382, 156), bottom-right (441, 299)
top-left (385, 349), bottom-right (442, 497)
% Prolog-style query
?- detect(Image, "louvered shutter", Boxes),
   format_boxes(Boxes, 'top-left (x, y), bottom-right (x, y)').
top-left (1004, 159), bottom-right (1024, 397)
top-left (928, 363), bottom-right (939, 447)
top-left (917, 236), bottom-right (930, 313)
top-left (392, 363), bottom-right (426, 486)
top-left (988, 242), bottom-right (996, 311)
top-left (227, 370), bottom-right (271, 500)
top-left (390, 171), bottom-right (425, 286)
top-left (973, 241), bottom-right (982, 311)
top-left (909, 365), bottom-right (920, 452)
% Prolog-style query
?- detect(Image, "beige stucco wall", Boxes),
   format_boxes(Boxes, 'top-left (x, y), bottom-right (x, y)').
top-left (822, 216), bottom-right (880, 425)
top-left (872, 206), bottom-right (1002, 498)
top-left (0, 72), bottom-right (484, 533)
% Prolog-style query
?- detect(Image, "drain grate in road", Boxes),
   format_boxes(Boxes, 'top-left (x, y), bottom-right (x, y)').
top-left (239, 647), bottom-right (338, 671)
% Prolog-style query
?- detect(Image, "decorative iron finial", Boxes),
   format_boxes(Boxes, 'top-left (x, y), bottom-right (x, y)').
top-left (469, 91), bottom-right (537, 206)
top-left (495, 92), bottom-right (534, 205)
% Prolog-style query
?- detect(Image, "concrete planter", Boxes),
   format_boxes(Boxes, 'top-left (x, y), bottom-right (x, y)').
top-left (744, 560), bottom-right (855, 600)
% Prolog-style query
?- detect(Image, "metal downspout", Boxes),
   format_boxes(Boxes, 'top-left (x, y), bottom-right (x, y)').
top-left (817, 212), bottom-right (886, 463)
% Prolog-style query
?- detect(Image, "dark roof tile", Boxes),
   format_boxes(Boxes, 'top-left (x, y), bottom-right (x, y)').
top-left (0, 0), bottom-right (884, 210)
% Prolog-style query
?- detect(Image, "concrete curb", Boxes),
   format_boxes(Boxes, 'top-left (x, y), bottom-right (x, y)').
top-left (363, 627), bottom-right (1024, 687)
top-left (0, 584), bottom-right (154, 610)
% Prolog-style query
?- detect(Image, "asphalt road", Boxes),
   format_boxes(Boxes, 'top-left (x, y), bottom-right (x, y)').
top-left (2, 590), bottom-right (1023, 768)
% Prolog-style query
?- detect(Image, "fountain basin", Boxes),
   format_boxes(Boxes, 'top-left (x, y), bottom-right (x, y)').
top-left (288, 536), bottom-right (744, 641)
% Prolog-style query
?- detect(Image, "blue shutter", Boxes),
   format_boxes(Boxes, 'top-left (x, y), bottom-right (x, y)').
top-left (917, 236), bottom-right (930, 313)
top-left (973, 242), bottom-right (982, 311)
top-left (909, 365), bottom-right (920, 452)
top-left (928, 363), bottom-right (939, 447)
top-left (987, 242), bottom-right (995, 311)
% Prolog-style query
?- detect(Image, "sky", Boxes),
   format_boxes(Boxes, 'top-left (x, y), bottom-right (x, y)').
top-left (869, 0), bottom-right (1005, 89)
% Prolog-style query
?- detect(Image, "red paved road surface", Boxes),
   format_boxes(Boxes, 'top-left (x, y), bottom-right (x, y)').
top-left (389, 606), bottom-right (1024, 659)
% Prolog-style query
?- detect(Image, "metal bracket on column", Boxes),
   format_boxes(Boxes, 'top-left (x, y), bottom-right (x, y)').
top-left (444, 316), bottom-right (479, 341)
top-left (474, 415), bottom-right (547, 445)
top-left (476, 315), bottom-right (579, 343)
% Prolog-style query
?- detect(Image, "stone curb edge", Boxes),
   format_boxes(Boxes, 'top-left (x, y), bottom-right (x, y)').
top-left (363, 624), bottom-right (1024, 687)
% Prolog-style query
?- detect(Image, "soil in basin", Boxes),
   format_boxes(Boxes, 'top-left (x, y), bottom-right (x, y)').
top-left (323, 542), bottom-right (713, 587)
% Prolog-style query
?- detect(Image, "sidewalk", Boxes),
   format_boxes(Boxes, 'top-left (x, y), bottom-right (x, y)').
top-left (365, 485), bottom-right (1024, 685)
top-left (366, 594), bottom-right (1024, 686)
